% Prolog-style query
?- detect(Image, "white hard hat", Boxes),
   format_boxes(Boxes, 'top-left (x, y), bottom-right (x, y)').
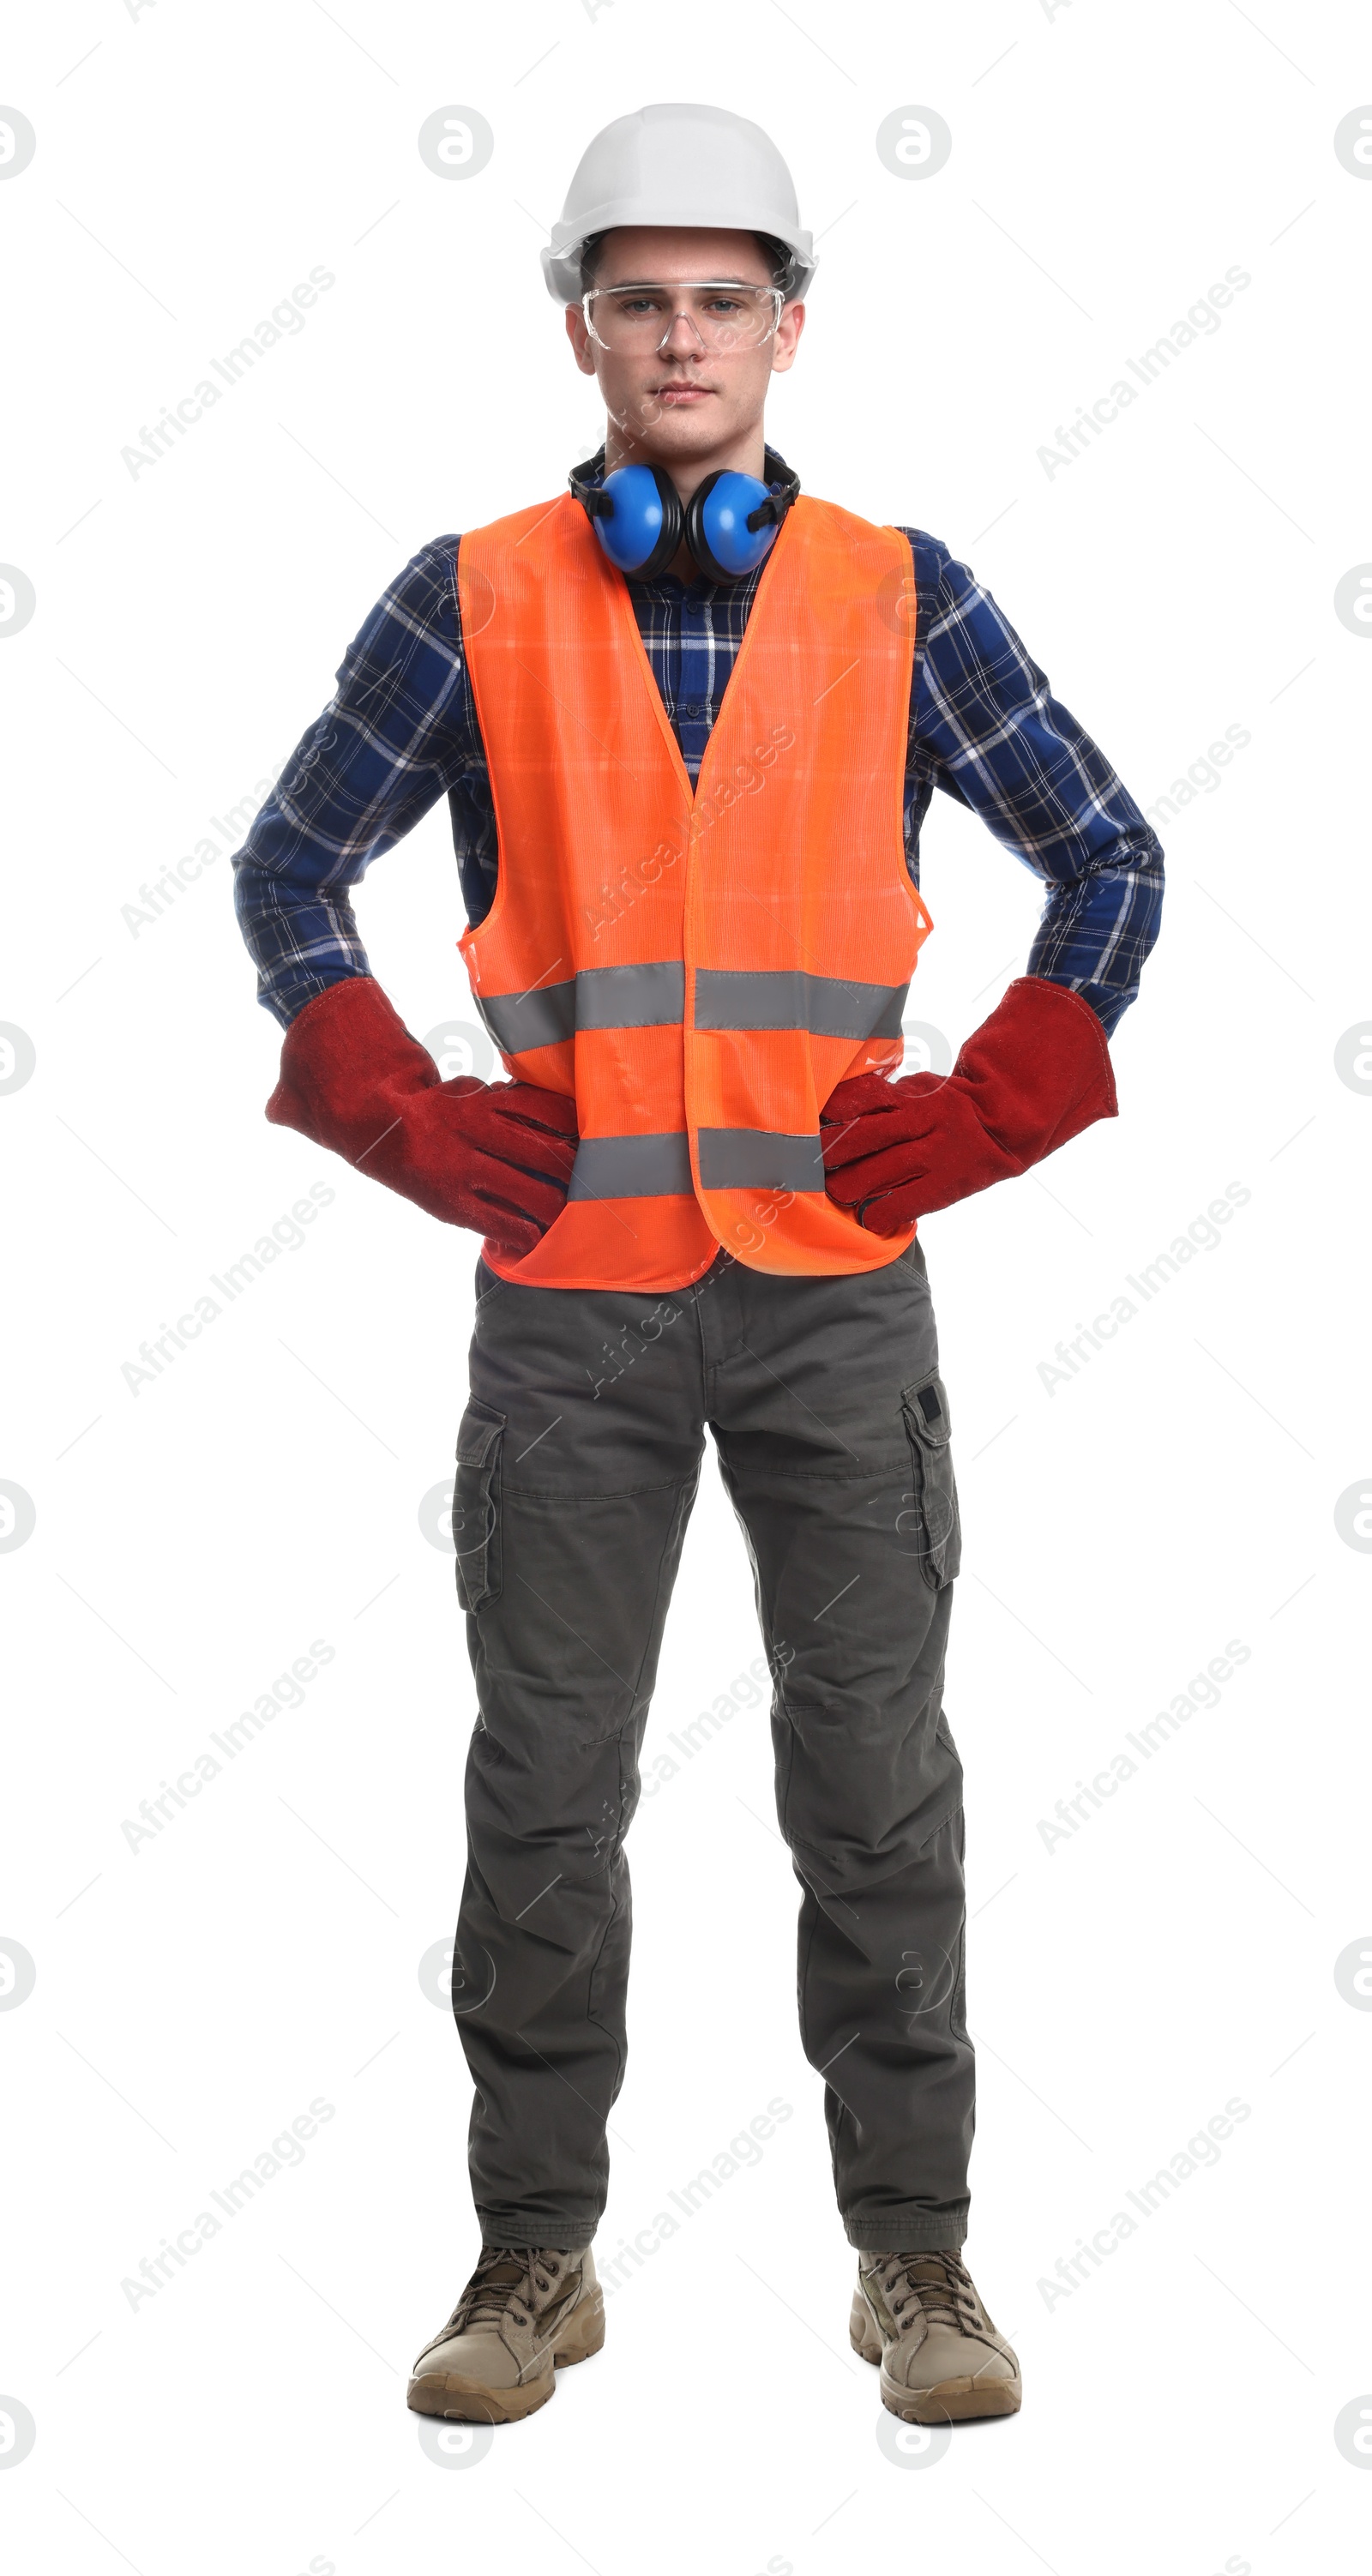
top-left (541, 102), bottom-right (815, 304)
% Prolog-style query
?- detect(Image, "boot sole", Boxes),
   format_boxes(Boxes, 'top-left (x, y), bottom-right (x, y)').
top-left (407, 2290), bottom-right (605, 2425)
top-left (851, 2319), bottom-right (1022, 2423)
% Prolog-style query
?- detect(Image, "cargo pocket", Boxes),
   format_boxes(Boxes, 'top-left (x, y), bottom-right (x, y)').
top-left (452, 1398), bottom-right (505, 1612)
top-left (900, 1369), bottom-right (962, 1589)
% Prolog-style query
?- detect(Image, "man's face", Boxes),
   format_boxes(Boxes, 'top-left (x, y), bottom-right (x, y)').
top-left (564, 226), bottom-right (804, 465)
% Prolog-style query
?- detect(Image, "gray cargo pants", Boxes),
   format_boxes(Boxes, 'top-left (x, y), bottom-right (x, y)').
top-left (449, 1238), bottom-right (973, 2254)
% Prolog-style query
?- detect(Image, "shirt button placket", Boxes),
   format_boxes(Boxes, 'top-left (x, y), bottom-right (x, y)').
top-left (680, 594), bottom-right (713, 778)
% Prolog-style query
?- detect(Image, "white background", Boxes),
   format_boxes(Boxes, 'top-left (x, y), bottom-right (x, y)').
top-left (3, 2), bottom-right (1370, 2569)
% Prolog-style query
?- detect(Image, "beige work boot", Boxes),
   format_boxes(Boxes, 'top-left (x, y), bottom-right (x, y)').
top-left (851, 2248), bottom-right (1021, 2423)
top-left (407, 2243), bottom-right (604, 2425)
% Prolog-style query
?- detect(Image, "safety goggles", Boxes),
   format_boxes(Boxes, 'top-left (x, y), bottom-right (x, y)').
top-left (581, 280), bottom-right (785, 356)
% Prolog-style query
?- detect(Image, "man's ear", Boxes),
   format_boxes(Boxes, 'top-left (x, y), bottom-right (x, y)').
top-left (770, 301), bottom-right (805, 379)
top-left (565, 305), bottom-right (599, 378)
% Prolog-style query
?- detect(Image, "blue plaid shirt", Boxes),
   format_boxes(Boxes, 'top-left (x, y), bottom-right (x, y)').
top-left (232, 486), bottom-right (1163, 1038)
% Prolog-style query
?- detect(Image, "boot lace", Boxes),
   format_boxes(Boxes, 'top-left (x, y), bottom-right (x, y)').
top-left (876, 2248), bottom-right (982, 2335)
top-left (451, 2246), bottom-right (565, 2335)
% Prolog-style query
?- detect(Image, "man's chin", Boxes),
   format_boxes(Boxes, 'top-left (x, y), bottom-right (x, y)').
top-left (628, 402), bottom-right (740, 458)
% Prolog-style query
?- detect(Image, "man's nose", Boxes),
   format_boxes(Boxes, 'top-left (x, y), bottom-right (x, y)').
top-left (657, 303), bottom-right (706, 354)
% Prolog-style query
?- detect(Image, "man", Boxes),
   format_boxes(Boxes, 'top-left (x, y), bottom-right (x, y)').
top-left (233, 102), bottom-right (1162, 2429)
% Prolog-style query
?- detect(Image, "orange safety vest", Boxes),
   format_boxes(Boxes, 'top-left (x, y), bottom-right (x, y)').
top-left (457, 491), bottom-right (932, 1291)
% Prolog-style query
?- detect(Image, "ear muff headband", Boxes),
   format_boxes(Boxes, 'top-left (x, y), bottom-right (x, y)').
top-left (570, 452), bottom-right (800, 584)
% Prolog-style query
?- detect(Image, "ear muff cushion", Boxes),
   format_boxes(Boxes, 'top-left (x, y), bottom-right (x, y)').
top-left (685, 471), bottom-right (781, 583)
top-left (593, 465), bottom-right (683, 578)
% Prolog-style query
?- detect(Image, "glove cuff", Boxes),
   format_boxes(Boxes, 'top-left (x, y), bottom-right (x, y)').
top-left (957, 976), bottom-right (1117, 1159)
top-left (266, 974), bottom-right (438, 1151)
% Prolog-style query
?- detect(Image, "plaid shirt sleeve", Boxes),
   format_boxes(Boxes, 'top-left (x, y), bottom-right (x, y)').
top-left (231, 536), bottom-right (491, 1028)
top-left (904, 531), bottom-right (1164, 1034)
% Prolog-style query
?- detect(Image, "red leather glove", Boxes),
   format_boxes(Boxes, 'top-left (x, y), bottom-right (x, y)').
top-left (821, 976), bottom-right (1116, 1235)
top-left (265, 976), bottom-right (578, 1257)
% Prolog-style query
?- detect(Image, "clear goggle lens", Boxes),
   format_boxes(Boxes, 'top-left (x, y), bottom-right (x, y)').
top-left (583, 281), bottom-right (784, 355)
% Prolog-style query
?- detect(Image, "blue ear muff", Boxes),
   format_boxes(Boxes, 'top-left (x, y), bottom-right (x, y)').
top-left (569, 451), bottom-right (799, 584)
top-left (684, 471), bottom-right (785, 583)
top-left (587, 464), bottom-right (683, 579)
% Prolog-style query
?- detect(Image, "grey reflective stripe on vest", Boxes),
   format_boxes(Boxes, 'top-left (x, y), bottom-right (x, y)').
top-left (576, 960), bottom-right (684, 1029)
top-left (569, 1134), bottom-right (695, 1201)
top-left (696, 1129), bottom-right (825, 1193)
top-left (476, 962), bottom-right (684, 1053)
top-left (569, 1128), bottom-right (827, 1197)
top-left (476, 978), bottom-right (577, 1054)
top-left (693, 968), bottom-right (908, 1040)
top-left (477, 963), bottom-right (906, 1052)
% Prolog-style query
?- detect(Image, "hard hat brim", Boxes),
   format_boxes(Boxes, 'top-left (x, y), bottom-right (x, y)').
top-left (542, 226), bottom-right (815, 306)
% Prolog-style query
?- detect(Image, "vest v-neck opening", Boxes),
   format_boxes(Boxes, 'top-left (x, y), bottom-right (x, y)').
top-left (613, 524), bottom-right (793, 810)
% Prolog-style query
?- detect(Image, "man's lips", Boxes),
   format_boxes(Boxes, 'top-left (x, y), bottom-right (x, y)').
top-left (651, 382), bottom-right (715, 403)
